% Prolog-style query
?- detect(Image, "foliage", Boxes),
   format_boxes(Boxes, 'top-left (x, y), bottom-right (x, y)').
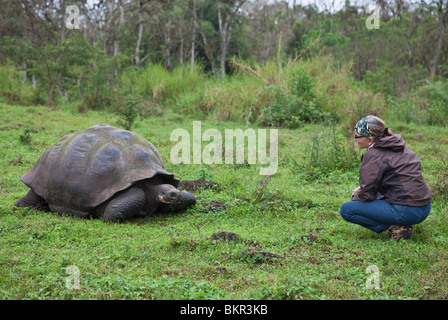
top-left (119, 62), bottom-right (207, 108)
top-left (196, 166), bottom-right (214, 181)
top-left (432, 160), bottom-right (448, 203)
top-left (260, 66), bottom-right (324, 128)
top-left (302, 18), bottom-right (350, 54)
top-left (19, 128), bottom-right (32, 145)
top-left (0, 63), bottom-right (42, 105)
top-left (413, 80), bottom-right (448, 127)
top-left (77, 50), bottom-right (122, 111)
top-left (115, 95), bottom-right (143, 131)
top-left (385, 79), bottom-right (448, 127)
top-left (300, 121), bottom-right (359, 181)
top-left (31, 32), bottom-right (93, 106)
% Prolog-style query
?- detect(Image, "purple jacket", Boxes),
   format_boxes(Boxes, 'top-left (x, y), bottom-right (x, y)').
top-left (352, 134), bottom-right (432, 206)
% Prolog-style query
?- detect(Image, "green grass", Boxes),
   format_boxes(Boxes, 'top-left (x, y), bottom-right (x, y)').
top-left (1, 102), bottom-right (448, 300)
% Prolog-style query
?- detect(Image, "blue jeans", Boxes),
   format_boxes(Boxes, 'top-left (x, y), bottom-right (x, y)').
top-left (339, 200), bottom-right (431, 233)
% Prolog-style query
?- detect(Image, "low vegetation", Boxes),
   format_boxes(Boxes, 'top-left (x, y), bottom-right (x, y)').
top-left (1, 97), bottom-right (447, 299)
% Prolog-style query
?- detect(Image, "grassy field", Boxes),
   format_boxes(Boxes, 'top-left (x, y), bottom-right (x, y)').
top-left (1, 102), bottom-right (447, 300)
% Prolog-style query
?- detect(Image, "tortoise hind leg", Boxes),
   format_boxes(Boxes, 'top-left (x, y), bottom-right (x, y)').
top-left (15, 189), bottom-right (46, 210)
top-left (102, 187), bottom-right (145, 222)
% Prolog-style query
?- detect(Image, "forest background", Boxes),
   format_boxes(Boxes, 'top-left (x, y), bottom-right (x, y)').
top-left (0, 0), bottom-right (447, 127)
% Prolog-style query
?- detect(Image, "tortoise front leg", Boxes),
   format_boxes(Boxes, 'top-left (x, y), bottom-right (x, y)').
top-left (102, 187), bottom-right (145, 222)
top-left (15, 189), bottom-right (46, 210)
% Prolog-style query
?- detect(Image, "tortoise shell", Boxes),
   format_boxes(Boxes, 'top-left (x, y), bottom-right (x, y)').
top-left (20, 124), bottom-right (178, 213)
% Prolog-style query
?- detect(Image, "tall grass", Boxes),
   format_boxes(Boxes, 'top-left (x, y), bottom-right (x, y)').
top-left (199, 55), bottom-right (386, 129)
top-left (114, 54), bottom-right (389, 129)
top-left (6, 53), bottom-right (443, 132)
top-left (0, 54), bottom-right (388, 128)
top-left (382, 79), bottom-right (448, 127)
top-left (0, 63), bottom-right (44, 105)
top-left (120, 62), bottom-right (207, 107)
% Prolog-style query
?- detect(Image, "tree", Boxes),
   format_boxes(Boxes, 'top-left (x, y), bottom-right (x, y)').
top-left (192, 0), bottom-right (246, 77)
top-left (135, 0), bottom-right (145, 66)
top-left (431, 0), bottom-right (448, 77)
top-left (35, 33), bottom-right (92, 106)
top-left (217, 0), bottom-right (246, 77)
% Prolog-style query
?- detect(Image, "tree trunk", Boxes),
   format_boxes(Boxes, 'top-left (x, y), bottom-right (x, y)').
top-left (218, 2), bottom-right (227, 78)
top-left (135, 1), bottom-right (144, 66)
top-left (190, 0), bottom-right (196, 73)
top-left (217, 0), bottom-right (246, 78)
top-left (164, 16), bottom-right (172, 71)
top-left (200, 29), bottom-right (217, 77)
top-left (431, 0), bottom-right (448, 77)
top-left (113, 4), bottom-right (124, 58)
top-left (113, 2), bottom-right (125, 79)
top-left (180, 36), bottom-right (184, 65)
top-left (59, 0), bottom-right (66, 41)
top-left (192, 0), bottom-right (218, 77)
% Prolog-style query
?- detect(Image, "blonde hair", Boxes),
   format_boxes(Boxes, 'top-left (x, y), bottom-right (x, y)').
top-left (365, 115), bottom-right (392, 139)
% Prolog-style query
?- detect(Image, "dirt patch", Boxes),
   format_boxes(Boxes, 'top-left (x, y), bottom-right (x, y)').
top-left (9, 154), bottom-right (23, 166)
top-left (300, 227), bottom-right (325, 244)
top-left (178, 180), bottom-right (220, 192)
top-left (214, 266), bottom-right (227, 274)
top-left (0, 124), bottom-right (22, 131)
top-left (210, 231), bottom-right (282, 265)
top-left (301, 234), bottom-right (320, 243)
top-left (178, 180), bottom-right (225, 213)
top-left (202, 201), bottom-right (228, 213)
top-left (240, 248), bottom-right (284, 264)
top-left (211, 231), bottom-right (240, 242)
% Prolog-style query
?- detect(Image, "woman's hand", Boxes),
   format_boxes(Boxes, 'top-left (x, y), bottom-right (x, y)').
top-left (353, 187), bottom-right (360, 195)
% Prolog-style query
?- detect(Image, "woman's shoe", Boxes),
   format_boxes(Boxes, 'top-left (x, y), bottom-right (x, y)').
top-left (388, 225), bottom-right (414, 241)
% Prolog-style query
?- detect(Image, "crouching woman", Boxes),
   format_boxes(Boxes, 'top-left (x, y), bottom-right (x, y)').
top-left (339, 116), bottom-right (432, 241)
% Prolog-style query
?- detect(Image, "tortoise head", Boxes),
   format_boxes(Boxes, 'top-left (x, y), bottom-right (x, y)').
top-left (156, 184), bottom-right (182, 204)
top-left (153, 184), bottom-right (196, 212)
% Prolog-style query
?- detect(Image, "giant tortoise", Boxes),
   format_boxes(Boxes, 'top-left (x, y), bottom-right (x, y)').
top-left (15, 124), bottom-right (196, 221)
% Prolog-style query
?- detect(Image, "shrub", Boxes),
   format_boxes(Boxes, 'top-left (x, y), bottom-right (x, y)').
top-left (433, 159), bottom-right (448, 202)
top-left (0, 64), bottom-right (41, 105)
top-left (259, 66), bottom-right (325, 128)
top-left (119, 62), bottom-right (207, 109)
top-left (116, 95), bottom-right (143, 130)
top-left (19, 128), bottom-right (32, 145)
top-left (300, 121), bottom-right (359, 180)
top-left (383, 80), bottom-right (448, 126)
top-left (260, 86), bottom-right (321, 128)
top-left (413, 80), bottom-right (448, 126)
top-left (78, 51), bottom-right (120, 111)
